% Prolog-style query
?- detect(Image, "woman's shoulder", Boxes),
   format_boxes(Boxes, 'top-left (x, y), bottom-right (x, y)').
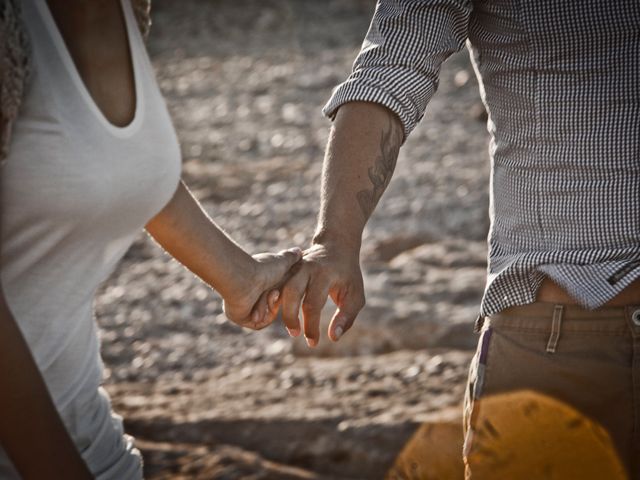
top-left (0, 0), bottom-right (152, 163)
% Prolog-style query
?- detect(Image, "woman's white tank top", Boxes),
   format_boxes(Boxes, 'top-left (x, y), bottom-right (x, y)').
top-left (0, 0), bottom-right (181, 477)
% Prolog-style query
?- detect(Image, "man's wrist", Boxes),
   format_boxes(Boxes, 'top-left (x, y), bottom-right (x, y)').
top-left (312, 228), bottom-right (362, 255)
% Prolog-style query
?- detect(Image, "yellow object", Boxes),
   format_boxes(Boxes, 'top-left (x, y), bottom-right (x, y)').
top-left (386, 407), bottom-right (465, 480)
top-left (465, 390), bottom-right (627, 480)
top-left (387, 390), bottom-right (628, 480)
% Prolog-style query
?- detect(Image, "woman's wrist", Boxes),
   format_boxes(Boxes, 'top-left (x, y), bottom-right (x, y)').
top-left (212, 246), bottom-right (258, 301)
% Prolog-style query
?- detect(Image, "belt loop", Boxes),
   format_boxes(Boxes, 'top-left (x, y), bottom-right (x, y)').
top-left (546, 304), bottom-right (564, 354)
top-left (474, 313), bottom-right (485, 333)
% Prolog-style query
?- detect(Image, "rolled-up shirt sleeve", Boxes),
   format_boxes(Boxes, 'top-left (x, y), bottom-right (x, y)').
top-left (323, 0), bottom-right (472, 140)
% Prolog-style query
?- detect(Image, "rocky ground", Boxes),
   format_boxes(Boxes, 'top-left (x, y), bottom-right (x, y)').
top-left (96, 1), bottom-right (490, 478)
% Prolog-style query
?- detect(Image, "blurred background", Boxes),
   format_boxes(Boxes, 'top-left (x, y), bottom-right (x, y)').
top-left (97, 0), bottom-right (490, 478)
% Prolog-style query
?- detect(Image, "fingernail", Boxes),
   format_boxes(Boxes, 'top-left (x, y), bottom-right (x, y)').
top-left (287, 327), bottom-right (300, 337)
top-left (288, 247), bottom-right (303, 255)
top-left (306, 337), bottom-right (317, 348)
top-left (272, 291), bottom-right (280, 302)
top-left (334, 326), bottom-right (344, 339)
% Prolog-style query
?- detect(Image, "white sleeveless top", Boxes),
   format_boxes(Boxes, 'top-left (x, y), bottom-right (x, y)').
top-left (0, 0), bottom-right (181, 477)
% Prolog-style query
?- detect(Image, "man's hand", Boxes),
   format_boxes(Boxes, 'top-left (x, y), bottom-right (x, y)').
top-left (279, 242), bottom-right (365, 346)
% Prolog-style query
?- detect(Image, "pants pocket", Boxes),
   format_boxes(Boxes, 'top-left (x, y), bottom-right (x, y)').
top-left (463, 326), bottom-right (493, 460)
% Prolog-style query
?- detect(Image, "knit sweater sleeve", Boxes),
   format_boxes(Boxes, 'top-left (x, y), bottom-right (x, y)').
top-left (0, 0), bottom-right (31, 163)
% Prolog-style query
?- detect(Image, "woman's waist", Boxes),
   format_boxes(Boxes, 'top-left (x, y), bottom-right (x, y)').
top-left (32, 308), bottom-right (103, 407)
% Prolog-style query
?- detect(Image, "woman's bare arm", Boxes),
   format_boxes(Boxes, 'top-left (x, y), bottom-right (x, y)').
top-left (146, 181), bottom-right (301, 328)
top-left (0, 186), bottom-right (92, 479)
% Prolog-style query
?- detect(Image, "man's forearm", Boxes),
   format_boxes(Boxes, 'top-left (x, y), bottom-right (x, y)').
top-left (280, 102), bottom-right (403, 344)
top-left (313, 102), bottom-right (403, 251)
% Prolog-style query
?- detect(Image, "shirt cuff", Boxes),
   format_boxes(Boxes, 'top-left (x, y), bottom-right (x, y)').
top-left (322, 77), bottom-right (431, 142)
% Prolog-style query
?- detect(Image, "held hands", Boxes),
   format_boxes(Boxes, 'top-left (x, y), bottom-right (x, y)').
top-left (277, 242), bottom-right (365, 347)
top-left (223, 242), bottom-right (366, 347)
top-left (222, 248), bottom-right (302, 330)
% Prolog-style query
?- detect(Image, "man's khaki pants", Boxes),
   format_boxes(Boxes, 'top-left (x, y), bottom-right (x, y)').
top-left (463, 302), bottom-right (640, 480)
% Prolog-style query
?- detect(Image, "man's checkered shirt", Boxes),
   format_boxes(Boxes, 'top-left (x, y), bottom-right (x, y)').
top-left (323, 0), bottom-right (640, 316)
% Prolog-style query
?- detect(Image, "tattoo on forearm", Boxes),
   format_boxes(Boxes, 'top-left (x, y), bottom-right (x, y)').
top-left (356, 118), bottom-right (402, 219)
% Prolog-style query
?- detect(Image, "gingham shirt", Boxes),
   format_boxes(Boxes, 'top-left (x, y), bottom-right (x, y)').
top-left (323, 0), bottom-right (640, 316)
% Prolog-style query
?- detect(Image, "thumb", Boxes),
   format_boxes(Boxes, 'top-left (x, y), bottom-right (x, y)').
top-left (328, 290), bottom-right (365, 342)
top-left (278, 246), bottom-right (303, 273)
top-left (264, 247), bottom-right (303, 284)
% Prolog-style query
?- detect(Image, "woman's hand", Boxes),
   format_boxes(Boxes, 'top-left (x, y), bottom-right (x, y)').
top-left (222, 248), bottom-right (302, 330)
